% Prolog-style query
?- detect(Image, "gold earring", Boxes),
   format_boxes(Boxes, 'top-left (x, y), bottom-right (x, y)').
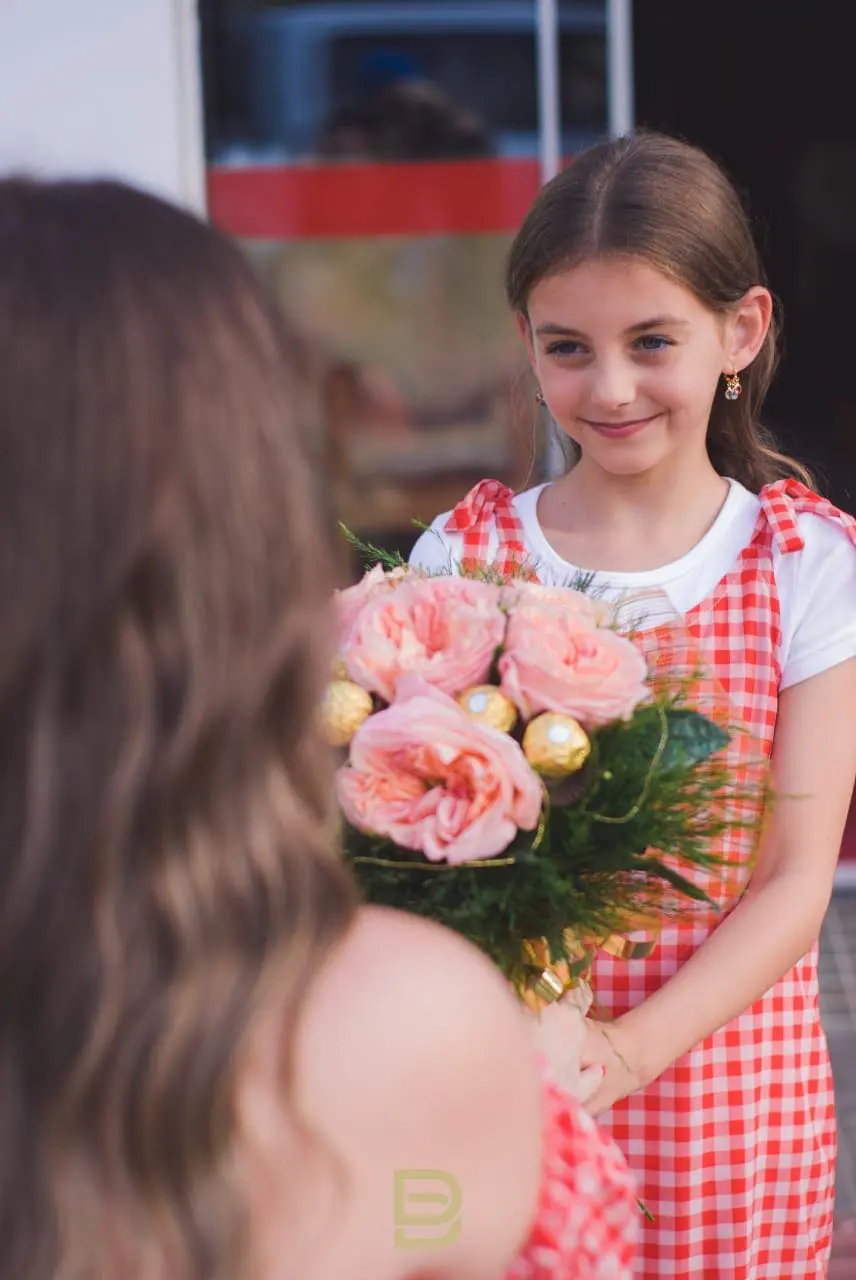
top-left (724, 371), bottom-right (742, 401)
top-left (535, 388), bottom-right (546, 405)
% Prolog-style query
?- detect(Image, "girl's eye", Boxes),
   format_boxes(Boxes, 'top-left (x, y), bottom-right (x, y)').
top-left (545, 340), bottom-right (586, 357)
top-left (634, 334), bottom-right (673, 352)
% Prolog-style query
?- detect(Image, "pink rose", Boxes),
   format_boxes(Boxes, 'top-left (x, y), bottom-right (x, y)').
top-left (499, 605), bottom-right (649, 725)
top-left (337, 677), bottom-right (542, 863)
top-left (500, 580), bottom-right (611, 625)
top-left (336, 564), bottom-right (411, 644)
top-left (344, 575), bottom-right (506, 703)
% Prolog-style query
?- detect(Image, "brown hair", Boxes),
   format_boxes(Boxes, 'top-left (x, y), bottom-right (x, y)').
top-left (0, 178), bottom-right (356, 1279)
top-left (506, 130), bottom-right (813, 492)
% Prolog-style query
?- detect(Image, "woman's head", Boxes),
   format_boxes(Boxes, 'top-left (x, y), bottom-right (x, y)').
top-left (507, 131), bottom-right (809, 490)
top-left (0, 179), bottom-right (356, 1278)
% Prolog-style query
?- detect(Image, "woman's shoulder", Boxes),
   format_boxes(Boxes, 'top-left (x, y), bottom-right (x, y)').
top-left (304, 904), bottom-right (535, 1024)
top-left (291, 906), bottom-right (543, 1280)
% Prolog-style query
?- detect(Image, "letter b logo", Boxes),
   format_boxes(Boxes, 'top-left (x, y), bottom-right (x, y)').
top-left (393, 1168), bottom-right (462, 1249)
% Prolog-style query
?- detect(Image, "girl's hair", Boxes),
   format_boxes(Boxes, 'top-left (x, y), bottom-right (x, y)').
top-left (0, 178), bottom-right (356, 1279)
top-left (506, 130), bottom-right (812, 492)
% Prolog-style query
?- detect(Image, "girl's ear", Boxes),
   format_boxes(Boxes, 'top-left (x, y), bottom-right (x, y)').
top-left (727, 286), bottom-right (773, 374)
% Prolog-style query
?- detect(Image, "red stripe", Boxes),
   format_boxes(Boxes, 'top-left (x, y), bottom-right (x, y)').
top-left (206, 158), bottom-right (544, 239)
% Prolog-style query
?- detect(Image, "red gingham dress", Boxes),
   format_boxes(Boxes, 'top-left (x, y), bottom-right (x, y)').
top-left (445, 476), bottom-right (856, 1279)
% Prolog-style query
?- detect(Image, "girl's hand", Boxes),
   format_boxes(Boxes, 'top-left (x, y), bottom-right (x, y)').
top-left (578, 1016), bottom-right (651, 1117)
top-left (530, 994), bottom-right (611, 1104)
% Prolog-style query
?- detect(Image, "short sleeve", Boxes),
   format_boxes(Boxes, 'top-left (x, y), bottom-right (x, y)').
top-left (776, 513), bottom-right (856, 690)
top-left (409, 513), bottom-right (461, 574)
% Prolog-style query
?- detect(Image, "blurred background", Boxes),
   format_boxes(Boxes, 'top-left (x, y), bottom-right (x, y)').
top-left (201, 0), bottom-right (610, 560)
top-left (198, 0), bottom-right (856, 565)
top-left (6, 2), bottom-right (849, 564)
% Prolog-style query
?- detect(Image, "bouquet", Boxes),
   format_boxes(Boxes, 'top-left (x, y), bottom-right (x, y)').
top-left (325, 552), bottom-right (764, 1092)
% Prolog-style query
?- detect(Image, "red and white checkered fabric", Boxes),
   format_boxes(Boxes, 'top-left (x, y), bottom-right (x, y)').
top-left (505, 1072), bottom-right (639, 1280)
top-left (447, 476), bottom-right (856, 1278)
top-left (444, 477), bottom-right (539, 579)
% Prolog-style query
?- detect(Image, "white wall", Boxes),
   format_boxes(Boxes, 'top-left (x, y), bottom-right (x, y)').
top-left (0, 0), bottom-right (206, 211)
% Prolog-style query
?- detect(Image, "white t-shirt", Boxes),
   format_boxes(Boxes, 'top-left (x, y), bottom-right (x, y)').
top-left (408, 479), bottom-right (856, 691)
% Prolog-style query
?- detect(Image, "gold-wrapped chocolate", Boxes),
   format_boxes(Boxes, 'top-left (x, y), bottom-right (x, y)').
top-left (522, 713), bottom-right (591, 778)
top-left (321, 680), bottom-right (373, 747)
top-left (458, 684), bottom-right (518, 733)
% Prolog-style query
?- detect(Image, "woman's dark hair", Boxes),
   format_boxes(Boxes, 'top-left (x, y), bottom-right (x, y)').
top-left (506, 130), bottom-right (812, 491)
top-left (0, 178), bottom-right (356, 1278)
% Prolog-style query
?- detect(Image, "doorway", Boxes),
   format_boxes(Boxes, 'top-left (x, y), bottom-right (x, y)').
top-left (633, 0), bottom-right (856, 510)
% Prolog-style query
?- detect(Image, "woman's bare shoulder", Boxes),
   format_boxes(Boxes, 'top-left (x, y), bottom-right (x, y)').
top-left (293, 906), bottom-right (543, 1280)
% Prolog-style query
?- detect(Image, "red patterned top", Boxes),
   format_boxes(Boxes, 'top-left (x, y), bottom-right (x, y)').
top-left (505, 1074), bottom-right (639, 1280)
top-left (440, 475), bottom-right (856, 1278)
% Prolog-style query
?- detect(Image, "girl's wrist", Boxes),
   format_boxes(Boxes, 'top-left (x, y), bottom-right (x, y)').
top-left (610, 1007), bottom-right (675, 1087)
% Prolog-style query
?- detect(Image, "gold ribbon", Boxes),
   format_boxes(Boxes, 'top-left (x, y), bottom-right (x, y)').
top-left (517, 938), bottom-right (576, 1012)
top-left (600, 931), bottom-right (659, 960)
top-left (600, 904), bottom-right (663, 960)
top-left (518, 922), bottom-right (660, 1010)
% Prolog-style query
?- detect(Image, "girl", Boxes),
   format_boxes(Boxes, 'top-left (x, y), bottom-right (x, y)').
top-left (0, 178), bottom-right (636, 1280)
top-left (410, 131), bottom-right (856, 1278)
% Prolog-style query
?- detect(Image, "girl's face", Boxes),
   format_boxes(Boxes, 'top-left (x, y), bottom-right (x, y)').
top-left (520, 256), bottom-right (766, 480)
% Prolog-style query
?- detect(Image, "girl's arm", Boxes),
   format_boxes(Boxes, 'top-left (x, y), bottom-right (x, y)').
top-left (581, 656), bottom-right (856, 1116)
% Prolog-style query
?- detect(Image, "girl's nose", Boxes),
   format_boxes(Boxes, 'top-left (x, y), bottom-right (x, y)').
top-left (588, 358), bottom-right (636, 411)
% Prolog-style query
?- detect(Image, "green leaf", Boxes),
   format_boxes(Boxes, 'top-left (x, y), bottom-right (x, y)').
top-left (338, 523), bottom-right (409, 571)
top-left (631, 856), bottom-right (718, 907)
top-left (660, 709), bottom-right (730, 770)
